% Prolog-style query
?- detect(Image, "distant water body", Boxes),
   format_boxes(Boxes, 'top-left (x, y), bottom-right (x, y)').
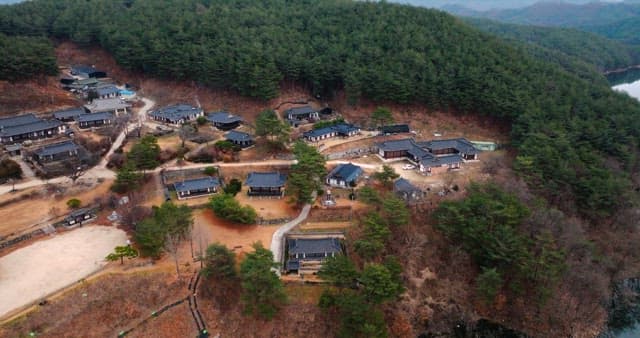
top-left (609, 68), bottom-right (640, 101)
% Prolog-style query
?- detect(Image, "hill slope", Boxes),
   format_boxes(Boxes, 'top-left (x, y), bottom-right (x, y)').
top-left (464, 17), bottom-right (640, 71)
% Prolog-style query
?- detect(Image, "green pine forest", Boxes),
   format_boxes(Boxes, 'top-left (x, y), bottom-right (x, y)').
top-left (0, 32), bottom-right (57, 80)
top-left (1, 0), bottom-right (639, 222)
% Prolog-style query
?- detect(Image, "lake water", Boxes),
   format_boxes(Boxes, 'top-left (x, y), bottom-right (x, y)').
top-left (609, 68), bottom-right (640, 101)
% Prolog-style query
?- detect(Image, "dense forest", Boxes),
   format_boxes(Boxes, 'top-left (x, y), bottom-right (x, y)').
top-left (0, 32), bottom-right (57, 80)
top-left (584, 17), bottom-right (640, 46)
top-left (1, 0), bottom-right (640, 334)
top-left (464, 18), bottom-right (640, 71)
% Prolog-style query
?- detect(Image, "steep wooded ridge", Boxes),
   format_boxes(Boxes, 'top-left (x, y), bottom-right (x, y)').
top-left (0, 33), bottom-right (57, 80)
top-left (463, 17), bottom-right (640, 71)
top-left (1, 0), bottom-right (637, 220)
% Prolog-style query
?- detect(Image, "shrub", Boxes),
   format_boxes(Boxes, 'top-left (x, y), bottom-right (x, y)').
top-left (0, 158), bottom-right (22, 182)
top-left (196, 116), bottom-right (208, 126)
top-left (209, 194), bottom-right (257, 224)
top-left (223, 178), bottom-right (242, 196)
top-left (66, 198), bottom-right (81, 209)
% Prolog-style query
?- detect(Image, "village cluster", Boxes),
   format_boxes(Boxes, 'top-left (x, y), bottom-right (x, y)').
top-left (0, 63), bottom-right (493, 278)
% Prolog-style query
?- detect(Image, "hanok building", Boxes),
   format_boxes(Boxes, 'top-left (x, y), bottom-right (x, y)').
top-left (65, 208), bottom-right (96, 226)
top-left (77, 112), bottom-right (114, 129)
top-left (4, 143), bottom-right (21, 156)
top-left (421, 138), bottom-right (479, 161)
top-left (96, 85), bottom-right (120, 99)
top-left (70, 65), bottom-right (106, 79)
top-left (0, 118), bottom-right (66, 144)
top-left (285, 237), bottom-right (343, 275)
top-left (302, 123), bottom-right (360, 142)
top-left (173, 177), bottom-right (221, 200)
top-left (394, 178), bottom-right (425, 203)
top-left (284, 105), bottom-right (319, 121)
top-left (52, 107), bottom-right (86, 122)
top-left (246, 172), bottom-right (287, 197)
top-left (380, 124), bottom-right (410, 135)
top-left (149, 104), bottom-right (204, 125)
top-left (326, 163), bottom-right (363, 188)
top-left (32, 140), bottom-right (80, 163)
top-left (84, 98), bottom-right (130, 116)
top-left (225, 130), bottom-right (254, 148)
top-left (207, 111), bottom-right (243, 130)
top-left (65, 78), bottom-right (100, 92)
top-left (376, 137), bottom-right (478, 175)
top-left (0, 113), bottom-right (40, 129)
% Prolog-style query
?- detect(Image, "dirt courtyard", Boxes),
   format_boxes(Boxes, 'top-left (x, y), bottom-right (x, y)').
top-left (0, 225), bottom-right (127, 319)
top-left (191, 209), bottom-right (279, 257)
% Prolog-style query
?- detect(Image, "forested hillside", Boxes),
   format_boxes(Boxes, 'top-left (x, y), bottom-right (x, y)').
top-left (1, 0), bottom-right (638, 223)
top-left (465, 18), bottom-right (640, 71)
top-left (0, 33), bottom-right (56, 80)
top-left (584, 17), bottom-right (640, 46)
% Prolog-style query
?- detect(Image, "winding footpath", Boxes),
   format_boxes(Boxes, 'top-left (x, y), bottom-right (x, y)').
top-left (269, 192), bottom-right (316, 268)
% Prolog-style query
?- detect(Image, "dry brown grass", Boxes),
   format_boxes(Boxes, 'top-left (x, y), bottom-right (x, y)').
top-left (0, 77), bottom-right (80, 116)
top-left (0, 272), bottom-right (188, 338)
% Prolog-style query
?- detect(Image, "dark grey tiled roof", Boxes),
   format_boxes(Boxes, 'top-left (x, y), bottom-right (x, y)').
top-left (287, 238), bottom-right (342, 255)
top-left (97, 85), bottom-right (119, 96)
top-left (84, 98), bottom-right (130, 113)
top-left (52, 107), bottom-right (86, 120)
top-left (381, 124), bottom-right (410, 134)
top-left (327, 163), bottom-right (363, 182)
top-left (419, 154), bottom-right (464, 166)
top-left (149, 104), bottom-right (202, 122)
top-left (225, 130), bottom-right (253, 142)
top-left (34, 140), bottom-right (79, 157)
top-left (425, 138), bottom-right (479, 154)
top-left (72, 65), bottom-right (97, 74)
top-left (0, 113), bottom-right (40, 129)
top-left (174, 177), bottom-right (220, 193)
top-left (207, 111), bottom-right (243, 124)
top-left (0, 119), bottom-right (62, 137)
top-left (304, 123), bottom-right (359, 138)
top-left (286, 105), bottom-right (316, 116)
top-left (68, 207), bottom-right (92, 218)
top-left (77, 112), bottom-right (114, 122)
top-left (376, 138), bottom-right (416, 152)
top-left (245, 172), bottom-right (287, 188)
top-left (334, 123), bottom-right (359, 135)
top-left (394, 178), bottom-right (421, 193)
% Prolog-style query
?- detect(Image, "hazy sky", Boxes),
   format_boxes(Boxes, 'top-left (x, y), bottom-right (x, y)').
top-left (388, 0), bottom-right (626, 11)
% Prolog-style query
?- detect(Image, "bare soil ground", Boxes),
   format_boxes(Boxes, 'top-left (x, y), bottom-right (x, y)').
top-left (0, 271), bottom-right (188, 338)
top-left (234, 187), bottom-right (298, 220)
top-left (192, 209), bottom-right (278, 255)
top-left (0, 225), bottom-right (127, 319)
top-left (0, 179), bottom-right (113, 238)
top-left (0, 77), bottom-right (80, 116)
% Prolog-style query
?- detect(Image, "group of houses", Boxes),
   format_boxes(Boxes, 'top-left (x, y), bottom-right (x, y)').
top-left (376, 137), bottom-right (479, 175)
top-left (171, 171), bottom-right (287, 200)
top-left (0, 113), bottom-right (67, 144)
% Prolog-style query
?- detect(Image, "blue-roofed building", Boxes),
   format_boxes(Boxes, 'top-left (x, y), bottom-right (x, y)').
top-left (0, 119), bottom-right (66, 144)
top-left (207, 111), bottom-right (243, 130)
top-left (326, 163), bottom-right (363, 188)
top-left (422, 138), bottom-right (479, 160)
top-left (33, 140), bottom-right (80, 163)
top-left (149, 104), bottom-right (203, 125)
top-left (173, 177), bottom-right (221, 200)
top-left (52, 107), bottom-right (86, 122)
top-left (96, 85), bottom-right (120, 99)
top-left (0, 113), bottom-right (40, 130)
top-left (246, 172), bottom-right (287, 197)
top-left (224, 130), bottom-right (254, 148)
top-left (77, 112), bottom-right (114, 129)
top-left (284, 105), bottom-right (319, 121)
top-left (302, 123), bottom-right (360, 142)
top-left (285, 237), bottom-right (343, 275)
top-left (394, 178), bottom-right (425, 203)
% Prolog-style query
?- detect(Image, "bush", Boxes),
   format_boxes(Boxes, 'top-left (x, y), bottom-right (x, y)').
top-left (196, 116), bottom-right (208, 126)
top-left (0, 158), bottom-right (22, 182)
top-left (209, 194), bottom-right (257, 224)
top-left (66, 198), bottom-right (81, 209)
top-left (223, 178), bottom-right (242, 196)
top-left (203, 166), bottom-right (218, 176)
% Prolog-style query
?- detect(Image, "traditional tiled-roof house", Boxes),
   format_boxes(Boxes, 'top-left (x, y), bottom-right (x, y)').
top-left (207, 111), bottom-right (243, 130)
top-left (52, 107), bottom-right (86, 122)
top-left (284, 105), bottom-right (319, 121)
top-left (33, 140), bottom-right (80, 163)
top-left (77, 112), bottom-right (114, 129)
top-left (245, 172), bottom-right (287, 197)
top-left (326, 163), bottom-right (363, 188)
top-left (285, 237), bottom-right (343, 275)
top-left (149, 104), bottom-right (203, 125)
top-left (225, 130), bottom-right (254, 148)
top-left (174, 177), bottom-right (221, 200)
top-left (84, 98), bottom-right (130, 116)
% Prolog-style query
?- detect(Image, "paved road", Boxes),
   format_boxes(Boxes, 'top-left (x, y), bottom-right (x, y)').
top-left (269, 193), bottom-right (315, 268)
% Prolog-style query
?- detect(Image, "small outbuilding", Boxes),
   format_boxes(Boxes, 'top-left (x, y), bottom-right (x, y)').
top-left (394, 178), bottom-right (425, 203)
top-left (225, 130), bottom-right (254, 148)
top-left (284, 105), bottom-right (319, 121)
top-left (326, 163), bottom-right (363, 188)
top-left (173, 177), bottom-right (221, 200)
top-left (65, 208), bottom-right (95, 226)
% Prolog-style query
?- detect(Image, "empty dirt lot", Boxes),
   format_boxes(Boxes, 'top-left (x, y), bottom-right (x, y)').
top-left (0, 225), bottom-right (127, 319)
